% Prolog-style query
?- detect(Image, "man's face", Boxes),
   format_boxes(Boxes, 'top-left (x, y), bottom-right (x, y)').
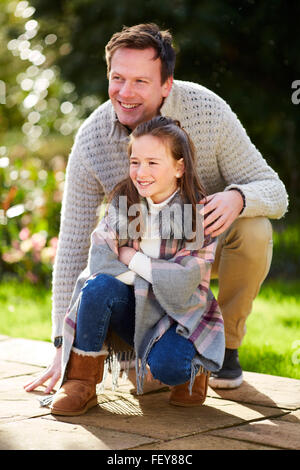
top-left (108, 47), bottom-right (173, 130)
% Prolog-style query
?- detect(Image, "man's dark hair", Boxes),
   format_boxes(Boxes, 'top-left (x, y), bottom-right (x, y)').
top-left (105, 23), bottom-right (176, 84)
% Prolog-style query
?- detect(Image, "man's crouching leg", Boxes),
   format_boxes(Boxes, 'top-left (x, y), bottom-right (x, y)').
top-left (210, 216), bottom-right (273, 389)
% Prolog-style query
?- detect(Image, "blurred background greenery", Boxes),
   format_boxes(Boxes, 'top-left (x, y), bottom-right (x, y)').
top-left (0, 0), bottom-right (299, 377)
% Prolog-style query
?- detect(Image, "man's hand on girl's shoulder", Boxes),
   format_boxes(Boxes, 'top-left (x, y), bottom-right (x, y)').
top-left (200, 190), bottom-right (244, 237)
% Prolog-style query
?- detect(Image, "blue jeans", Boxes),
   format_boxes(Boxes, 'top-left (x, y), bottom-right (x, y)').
top-left (73, 273), bottom-right (199, 386)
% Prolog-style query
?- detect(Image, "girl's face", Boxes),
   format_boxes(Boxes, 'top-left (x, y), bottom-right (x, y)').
top-left (129, 135), bottom-right (184, 203)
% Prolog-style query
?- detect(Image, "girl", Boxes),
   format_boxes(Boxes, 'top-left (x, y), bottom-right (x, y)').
top-left (49, 116), bottom-right (225, 416)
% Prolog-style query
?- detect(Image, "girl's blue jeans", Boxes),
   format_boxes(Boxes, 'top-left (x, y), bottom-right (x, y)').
top-left (73, 273), bottom-right (200, 386)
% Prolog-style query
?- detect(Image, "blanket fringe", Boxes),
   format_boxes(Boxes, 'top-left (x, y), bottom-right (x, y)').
top-left (189, 363), bottom-right (209, 395)
top-left (38, 394), bottom-right (54, 407)
top-left (120, 350), bottom-right (136, 381)
top-left (135, 336), bottom-right (158, 395)
top-left (97, 349), bottom-right (136, 393)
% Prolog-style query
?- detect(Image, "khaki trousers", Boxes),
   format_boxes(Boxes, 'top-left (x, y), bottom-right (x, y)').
top-left (211, 217), bottom-right (273, 349)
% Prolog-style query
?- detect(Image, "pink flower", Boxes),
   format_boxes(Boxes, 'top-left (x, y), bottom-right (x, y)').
top-left (19, 227), bottom-right (30, 241)
top-left (31, 233), bottom-right (47, 252)
top-left (2, 249), bottom-right (24, 263)
top-left (50, 237), bottom-right (58, 249)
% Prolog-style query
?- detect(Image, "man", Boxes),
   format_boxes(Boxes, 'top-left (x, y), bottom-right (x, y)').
top-left (25, 23), bottom-right (288, 396)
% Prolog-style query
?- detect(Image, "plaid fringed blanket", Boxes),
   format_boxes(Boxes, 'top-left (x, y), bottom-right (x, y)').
top-left (61, 192), bottom-right (225, 394)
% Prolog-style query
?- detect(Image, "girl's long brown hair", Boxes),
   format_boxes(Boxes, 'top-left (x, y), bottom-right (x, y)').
top-left (108, 116), bottom-right (206, 240)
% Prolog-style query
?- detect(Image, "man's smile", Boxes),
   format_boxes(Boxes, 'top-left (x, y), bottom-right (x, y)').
top-left (118, 101), bottom-right (141, 110)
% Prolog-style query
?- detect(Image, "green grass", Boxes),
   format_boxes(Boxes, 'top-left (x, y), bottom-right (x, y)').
top-left (0, 279), bottom-right (52, 342)
top-left (1, 278), bottom-right (300, 380)
top-left (211, 279), bottom-right (300, 380)
top-left (239, 280), bottom-right (300, 380)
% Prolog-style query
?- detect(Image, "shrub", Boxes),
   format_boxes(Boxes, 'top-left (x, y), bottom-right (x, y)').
top-left (0, 146), bottom-right (65, 286)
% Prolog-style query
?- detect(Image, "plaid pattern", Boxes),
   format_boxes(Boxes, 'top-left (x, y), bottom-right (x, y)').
top-left (60, 192), bottom-right (225, 392)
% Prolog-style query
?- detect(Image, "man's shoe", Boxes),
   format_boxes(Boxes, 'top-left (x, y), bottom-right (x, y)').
top-left (209, 348), bottom-right (243, 389)
top-left (169, 372), bottom-right (210, 407)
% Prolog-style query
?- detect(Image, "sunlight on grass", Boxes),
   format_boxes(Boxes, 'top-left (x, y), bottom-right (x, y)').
top-left (211, 279), bottom-right (300, 380)
top-left (0, 279), bottom-right (52, 341)
top-left (240, 282), bottom-right (300, 380)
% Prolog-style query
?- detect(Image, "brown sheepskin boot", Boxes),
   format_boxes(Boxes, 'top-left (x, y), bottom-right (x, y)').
top-left (51, 349), bottom-right (107, 416)
top-left (169, 371), bottom-right (210, 407)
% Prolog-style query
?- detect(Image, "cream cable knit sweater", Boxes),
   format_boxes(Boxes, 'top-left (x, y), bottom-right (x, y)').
top-left (51, 79), bottom-right (288, 339)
